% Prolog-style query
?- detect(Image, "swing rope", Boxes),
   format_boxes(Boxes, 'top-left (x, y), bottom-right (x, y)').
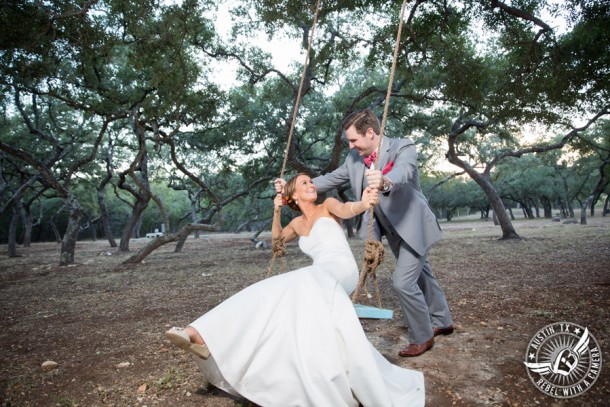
top-left (266, 0), bottom-right (323, 278)
top-left (351, 0), bottom-right (408, 307)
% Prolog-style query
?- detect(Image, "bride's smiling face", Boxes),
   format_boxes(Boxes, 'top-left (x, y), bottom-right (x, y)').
top-left (292, 175), bottom-right (317, 203)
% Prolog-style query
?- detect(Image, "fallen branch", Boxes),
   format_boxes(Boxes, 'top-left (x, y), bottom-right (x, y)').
top-left (121, 223), bottom-right (217, 264)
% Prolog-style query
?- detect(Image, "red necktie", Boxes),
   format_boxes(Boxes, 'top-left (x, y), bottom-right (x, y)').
top-left (364, 151), bottom-right (377, 168)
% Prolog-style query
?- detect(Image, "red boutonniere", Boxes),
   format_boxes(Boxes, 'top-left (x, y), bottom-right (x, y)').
top-left (382, 160), bottom-right (394, 175)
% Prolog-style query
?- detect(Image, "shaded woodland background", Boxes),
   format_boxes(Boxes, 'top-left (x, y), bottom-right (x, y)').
top-left (1, 0), bottom-right (609, 266)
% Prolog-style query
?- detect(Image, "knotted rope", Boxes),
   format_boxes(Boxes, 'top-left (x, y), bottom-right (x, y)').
top-left (352, 239), bottom-right (385, 306)
top-left (266, 235), bottom-right (287, 277)
top-left (351, 0), bottom-right (408, 306)
top-left (266, 0), bottom-right (322, 278)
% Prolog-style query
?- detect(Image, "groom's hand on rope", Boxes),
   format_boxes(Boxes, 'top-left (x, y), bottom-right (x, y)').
top-left (365, 169), bottom-right (384, 190)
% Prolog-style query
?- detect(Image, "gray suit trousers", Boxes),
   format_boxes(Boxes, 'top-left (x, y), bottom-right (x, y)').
top-left (374, 208), bottom-right (453, 344)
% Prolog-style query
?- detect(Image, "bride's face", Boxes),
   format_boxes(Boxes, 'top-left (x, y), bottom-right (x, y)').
top-left (292, 175), bottom-right (317, 203)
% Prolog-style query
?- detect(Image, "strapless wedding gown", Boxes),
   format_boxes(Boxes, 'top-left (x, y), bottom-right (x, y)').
top-left (190, 217), bottom-right (425, 406)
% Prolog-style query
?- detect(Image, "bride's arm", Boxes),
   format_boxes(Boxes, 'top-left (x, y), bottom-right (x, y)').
top-left (323, 187), bottom-right (379, 220)
top-left (272, 194), bottom-right (299, 242)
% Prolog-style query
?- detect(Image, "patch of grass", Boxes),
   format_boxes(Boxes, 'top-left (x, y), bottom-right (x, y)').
top-left (154, 370), bottom-right (178, 391)
top-left (153, 366), bottom-right (191, 391)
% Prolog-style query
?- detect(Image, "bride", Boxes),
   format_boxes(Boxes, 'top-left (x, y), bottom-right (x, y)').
top-left (165, 173), bottom-right (425, 406)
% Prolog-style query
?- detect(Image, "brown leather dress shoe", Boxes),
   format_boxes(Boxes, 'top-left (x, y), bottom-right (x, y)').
top-left (398, 337), bottom-right (434, 357)
top-left (433, 325), bottom-right (454, 337)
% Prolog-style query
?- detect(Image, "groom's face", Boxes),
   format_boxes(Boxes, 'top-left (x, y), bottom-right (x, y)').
top-left (345, 125), bottom-right (377, 156)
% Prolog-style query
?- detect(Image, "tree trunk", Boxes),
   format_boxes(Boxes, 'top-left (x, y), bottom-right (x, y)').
top-left (97, 189), bottom-right (117, 247)
top-left (563, 182), bottom-right (575, 218)
top-left (566, 191), bottom-right (574, 218)
top-left (50, 206), bottom-right (63, 243)
top-left (134, 214), bottom-right (143, 238)
top-left (119, 200), bottom-right (148, 251)
top-left (22, 189), bottom-right (45, 247)
top-left (174, 227), bottom-right (190, 253)
top-left (580, 195), bottom-right (594, 225)
top-left (480, 205), bottom-right (490, 219)
top-left (557, 199), bottom-right (567, 218)
top-left (82, 214), bottom-right (96, 241)
top-left (98, 137), bottom-right (118, 247)
top-left (240, 219), bottom-right (274, 253)
top-left (22, 206), bottom-right (33, 247)
top-left (541, 196), bottom-right (552, 218)
top-left (531, 198), bottom-right (540, 218)
top-left (603, 194), bottom-right (609, 217)
top-left (118, 119), bottom-right (151, 251)
top-left (523, 201), bottom-right (534, 219)
top-left (446, 208), bottom-right (456, 221)
top-left (519, 197), bottom-right (533, 219)
top-left (123, 223), bottom-right (216, 264)
top-left (8, 203), bottom-right (22, 257)
top-left (59, 195), bottom-right (84, 266)
top-left (459, 169), bottom-right (518, 238)
top-left (589, 156), bottom-right (609, 217)
top-left (190, 198), bottom-right (200, 239)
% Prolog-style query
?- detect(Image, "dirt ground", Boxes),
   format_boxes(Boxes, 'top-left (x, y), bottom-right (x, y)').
top-left (1, 217), bottom-right (609, 407)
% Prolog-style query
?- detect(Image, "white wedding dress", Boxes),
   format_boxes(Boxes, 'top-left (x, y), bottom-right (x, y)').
top-left (189, 217), bottom-right (425, 406)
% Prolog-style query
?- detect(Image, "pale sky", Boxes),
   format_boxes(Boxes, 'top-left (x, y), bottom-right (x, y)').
top-left (211, 4), bottom-right (304, 90)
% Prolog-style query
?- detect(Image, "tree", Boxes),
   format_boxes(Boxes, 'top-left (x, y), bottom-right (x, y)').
top-left (1, 0), bottom-right (227, 261)
top-left (569, 120), bottom-right (610, 223)
top-left (0, 91), bottom-right (111, 264)
top-left (96, 135), bottom-right (118, 247)
top-left (494, 155), bottom-right (558, 219)
top-left (0, 146), bottom-right (45, 255)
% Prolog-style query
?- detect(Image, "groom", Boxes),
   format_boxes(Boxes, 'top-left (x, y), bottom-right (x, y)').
top-left (282, 108), bottom-right (453, 357)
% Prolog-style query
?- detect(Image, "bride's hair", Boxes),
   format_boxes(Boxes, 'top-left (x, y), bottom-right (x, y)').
top-left (282, 173), bottom-right (309, 212)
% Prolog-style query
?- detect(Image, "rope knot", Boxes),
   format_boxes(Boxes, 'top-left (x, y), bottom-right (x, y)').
top-left (265, 236), bottom-right (287, 278)
top-left (351, 239), bottom-right (385, 307)
top-left (363, 239), bottom-right (384, 275)
top-left (271, 236), bottom-right (286, 258)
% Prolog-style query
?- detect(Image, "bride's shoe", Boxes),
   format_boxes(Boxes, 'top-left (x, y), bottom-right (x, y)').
top-left (165, 327), bottom-right (211, 359)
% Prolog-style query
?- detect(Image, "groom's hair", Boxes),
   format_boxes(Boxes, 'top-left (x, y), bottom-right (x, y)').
top-left (341, 108), bottom-right (380, 136)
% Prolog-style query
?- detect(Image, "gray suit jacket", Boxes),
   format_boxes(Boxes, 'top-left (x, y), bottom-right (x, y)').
top-left (313, 136), bottom-right (441, 256)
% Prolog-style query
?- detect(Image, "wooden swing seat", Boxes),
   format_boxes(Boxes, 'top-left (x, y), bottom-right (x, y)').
top-left (354, 304), bottom-right (393, 319)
